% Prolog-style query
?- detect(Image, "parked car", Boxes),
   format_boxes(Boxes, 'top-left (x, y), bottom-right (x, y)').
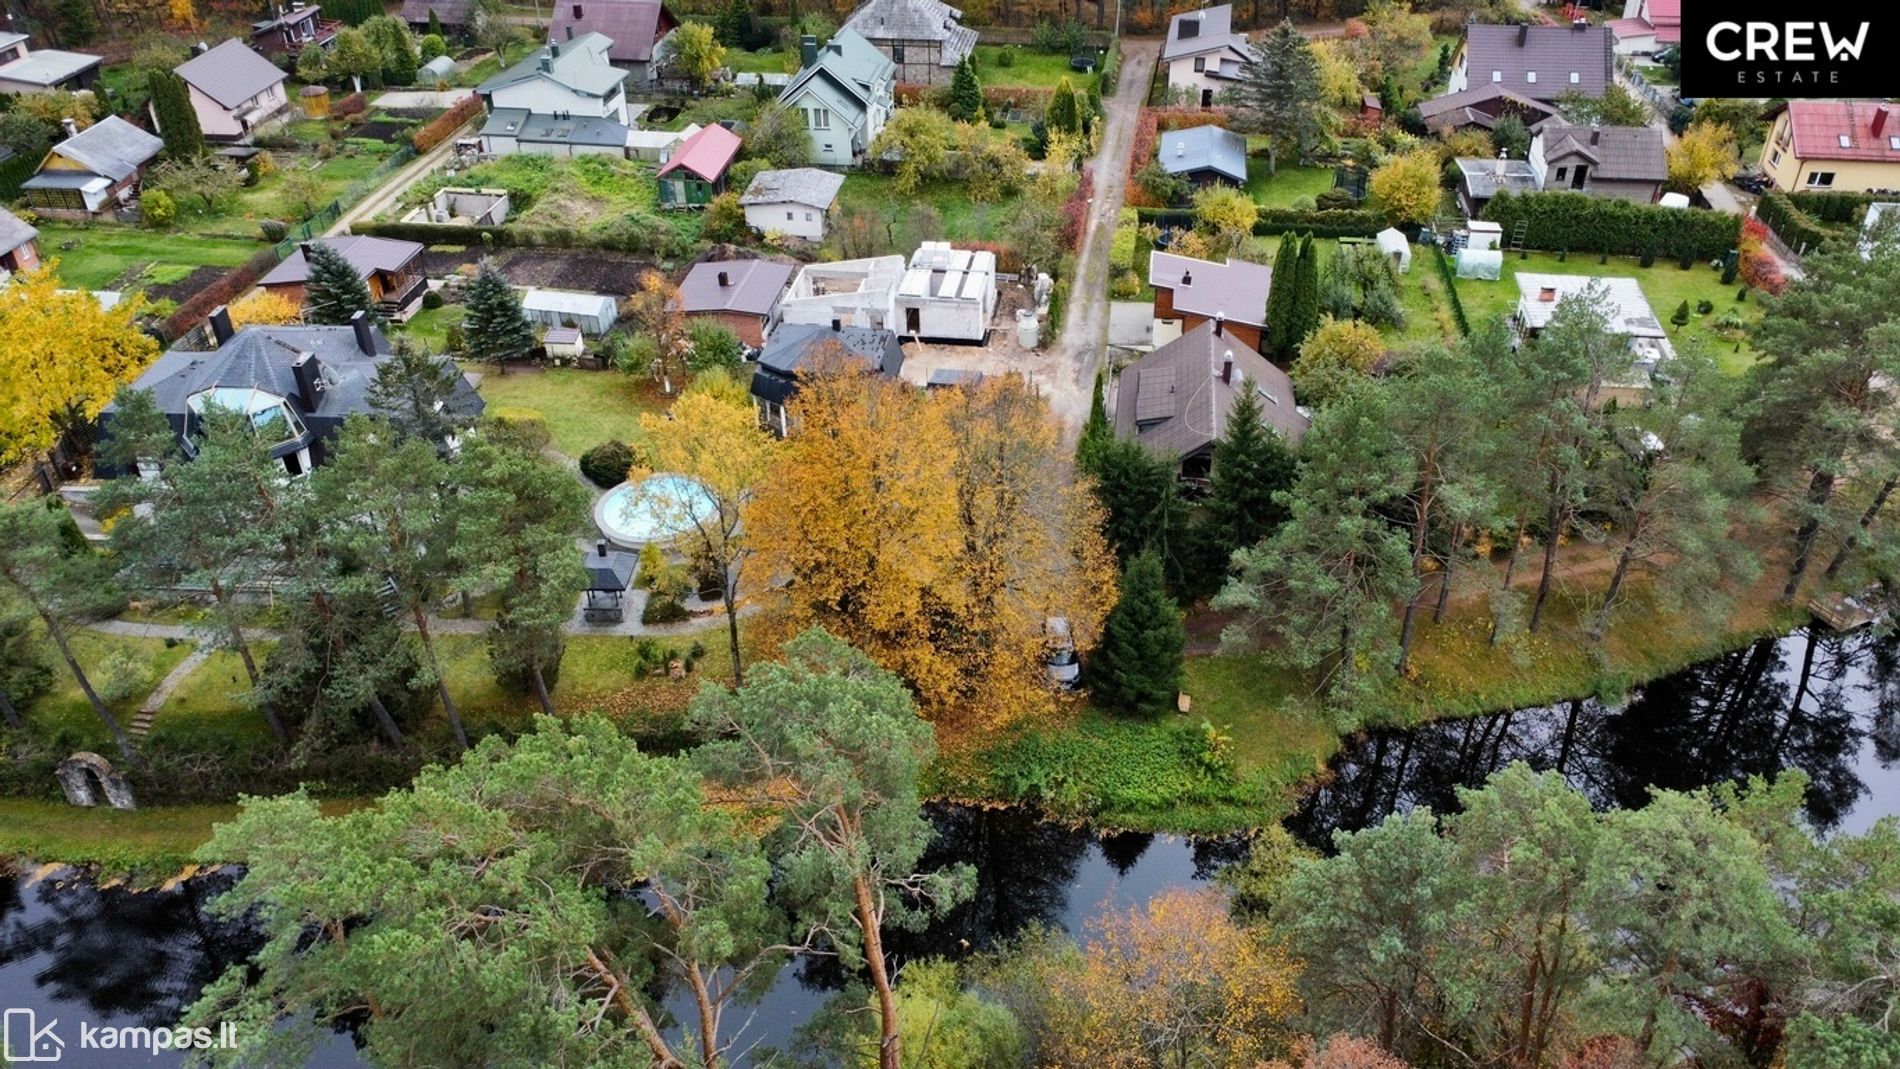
top-left (1734, 168), bottom-right (1770, 195)
top-left (1044, 616), bottom-right (1080, 690)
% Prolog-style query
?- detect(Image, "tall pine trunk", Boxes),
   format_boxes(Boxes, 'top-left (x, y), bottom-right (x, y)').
top-left (531, 664), bottom-right (555, 717)
top-left (1783, 469), bottom-right (1837, 603)
top-left (411, 608), bottom-right (469, 749)
top-left (1433, 523), bottom-right (1464, 624)
top-left (1593, 538), bottom-right (1638, 639)
top-left (1396, 473), bottom-right (1437, 673)
top-left (1528, 486), bottom-right (1565, 633)
top-left (1824, 475), bottom-right (1896, 580)
top-left (854, 873), bottom-right (902, 1069)
top-left (210, 577), bottom-right (287, 743)
top-left (368, 694), bottom-right (404, 746)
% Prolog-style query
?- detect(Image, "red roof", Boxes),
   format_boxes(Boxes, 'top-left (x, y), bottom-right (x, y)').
top-left (1645, 0), bottom-right (1679, 23)
top-left (1784, 100), bottom-right (1900, 164)
top-left (656, 123), bottom-right (741, 182)
top-left (549, 0), bottom-right (677, 63)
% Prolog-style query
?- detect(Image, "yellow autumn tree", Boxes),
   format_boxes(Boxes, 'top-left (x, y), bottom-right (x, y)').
top-left (1368, 149), bottom-right (1442, 227)
top-left (0, 266), bottom-right (158, 467)
top-left (169, 0), bottom-right (198, 29)
top-left (1665, 120), bottom-right (1738, 194)
top-left (1038, 888), bottom-right (1302, 1069)
top-left (226, 289), bottom-right (302, 328)
top-left (633, 383), bottom-right (779, 683)
top-left (746, 365), bottom-right (1112, 731)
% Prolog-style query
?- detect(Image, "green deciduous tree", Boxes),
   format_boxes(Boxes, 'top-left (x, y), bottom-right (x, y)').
top-left (666, 21), bottom-right (726, 92)
top-left (1091, 551), bottom-right (1184, 718)
top-left (1233, 20), bottom-right (1324, 176)
top-left (331, 26), bottom-right (382, 92)
top-left (461, 259), bottom-right (535, 375)
top-left (301, 241), bottom-right (380, 326)
top-left (741, 101), bottom-right (813, 168)
top-left (690, 630), bottom-right (976, 1069)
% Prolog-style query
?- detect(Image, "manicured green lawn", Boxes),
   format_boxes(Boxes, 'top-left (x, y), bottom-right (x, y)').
top-left (974, 44), bottom-right (1100, 92)
top-left (23, 631), bottom-right (195, 744)
top-left (437, 626), bottom-right (736, 737)
top-left (0, 797), bottom-right (369, 874)
top-left (1249, 233), bottom-right (1457, 349)
top-left (229, 148), bottom-right (393, 225)
top-left (460, 365), bottom-right (670, 458)
top-left (36, 225), bottom-right (259, 291)
top-left (152, 647), bottom-right (281, 748)
top-left (1245, 161), bottom-right (1337, 208)
top-left (725, 47), bottom-right (792, 74)
top-left (1452, 250), bottom-right (1761, 373)
top-left (398, 302), bottom-right (465, 352)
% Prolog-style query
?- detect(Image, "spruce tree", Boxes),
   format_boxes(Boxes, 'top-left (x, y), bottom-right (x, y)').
top-left (1046, 76), bottom-right (1081, 137)
top-left (947, 56), bottom-right (985, 124)
top-left (1264, 235), bottom-right (1300, 357)
top-left (427, 7), bottom-right (443, 38)
top-left (1231, 20), bottom-right (1323, 176)
top-left (148, 70), bottom-right (204, 160)
top-left (302, 241), bottom-right (380, 325)
top-left (1077, 368), bottom-right (1112, 467)
top-left (714, 0), bottom-right (750, 47)
top-left (1091, 550), bottom-right (1185, 718)
top-left (1208, 389), bottom-right (1297, 554)
top-left (462, 260), bottom-right (535, 376)
top-left (1288, 234), bottom-right (1321, 357)
top-left (367, 338), bottom-right (475, 447)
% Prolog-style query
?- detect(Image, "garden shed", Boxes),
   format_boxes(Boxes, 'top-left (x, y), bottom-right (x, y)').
top-left (522, 288), bottom-right (619, 334)
top-left (1375, 228), bottom-right (1412, 273)
top-left (417, 55), bottom-right (457, 85)
top-left (1456, 248), bottom-right (1503, 280)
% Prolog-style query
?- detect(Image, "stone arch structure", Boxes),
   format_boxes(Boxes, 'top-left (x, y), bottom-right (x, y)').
top-left (55, 752), bottom-right (136, 810)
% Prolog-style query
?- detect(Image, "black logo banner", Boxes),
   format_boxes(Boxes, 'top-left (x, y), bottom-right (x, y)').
top-left (1680, 7), bottom-right (1882, 98)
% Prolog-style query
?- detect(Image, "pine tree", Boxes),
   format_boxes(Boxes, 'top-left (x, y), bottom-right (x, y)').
top-left (948, 56), bottom-right (985, 124)
top-left (1091, 550), bottom-right (1185, 718)
top-left (301, 241), bottom-right (379, 326)
top-left (714, 0), bottom-right (751, 47)
top-left (58, 0), bottom-right (98, 46)
top-left (1264, 235), bottom-right (1300, 358)
top-left (1077, 368), bottom-right (1112, 467)
top-left (368, 338), bottom-right (475, 447)
top-left (1288, 234), bottom-right (1322, 357)
top-left (1231, 20), bottom-right (1323, 176)
top-left (462, 260), bottom-right (535, 375)
top-left (147, 70), bottom-right (204, 160)
top-left (1046, 76), bottom-right (1081, 136)
top-left (1208, 389), bottom-right (1297, 554)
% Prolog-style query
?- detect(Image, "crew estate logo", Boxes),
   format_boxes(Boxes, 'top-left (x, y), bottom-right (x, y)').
top-left (1681, 7), bottom-right (1882, 97)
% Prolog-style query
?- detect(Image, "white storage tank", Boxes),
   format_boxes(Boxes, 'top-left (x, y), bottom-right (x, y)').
top-left (1016, 308), bottom-right (1040, 348)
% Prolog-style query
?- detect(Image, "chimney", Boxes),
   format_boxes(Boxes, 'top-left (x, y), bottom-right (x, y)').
top-left (1214, 313), bottom-right (1225, 337)
top-left (1876, 106), bottom-right (1891, 138)
top-left (1516, 23), bottom-right (1527, 46)
top-left (717, 269), bottom-right (731, 287)
top-left (1589, 127), bottom-right (1600, 146)
top-left (1538, 286), bottom-right (1557, 302)
top-left (564, 24), bottom-right (574, 40)
top-left (830, 317), bottom-right (842, 332)
top-left (350, 309), bottom-right (376, 355)
top-left (1496, 149), bottom-right (1505, 176)
top-left (1220, 349), bottom-right (1234, 383)
top-left (1179, 14), bottom-right (1199, 39)
top-left (59, 117), bottom-right (77, 139)
top-left (1572, 17), bottom-right (1587, 30)
top-left (1181, 269), bottom-right (1192, 286)
top-left (596, 539), bottom-right (608, 558)
top-left (290, 352), bottom-right (325, 412)
top-left (801, 34), bottom-right (818, 67)
top-left (209, 304), bottom-right (235, 346)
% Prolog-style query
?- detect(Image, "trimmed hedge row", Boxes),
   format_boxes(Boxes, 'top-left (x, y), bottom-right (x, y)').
top-left (356, 218), bottom-right (681, 256)
top-left (1754, 190), bottom-right (1839, 253)
top-left (1480, 191), bottom-right (1741, 259)
top-left (412, 93), bottom-right (483, 153)
top-left (1098, 38), bottom-right (1122, 97)
top-left (1132, 204), bottom-right (1384, 238)
top-left (162, 247), bottom-right (283, 340)
top-left (1785, 189), bottom-right (1881, 225)
top-left (1433, 244), bottom-right (1469, 336)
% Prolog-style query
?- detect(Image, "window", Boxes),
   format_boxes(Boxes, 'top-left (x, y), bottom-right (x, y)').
top-left (1889, 136), bottom-right (1899, 151)
top-left (1193, 56), bottom-right (1206, 72)
top-left (1526, 71), bottom-right (1537, 83)
top-left (805, 211), bottom-right (813, 221)
top-left (1808, 171), bottom-right (1836, 188)
top-left (1491, 70), bottom-right (1502, 83)
top-left (822, 143), bottom-right (833, 153)
top-left (1554, 166), bottom-right (1568, 182)
top-left (1840, 134), bottom-right (1852, 148)
top-left (786, 210), bottom-right (794, 220)
top-left (810, 109), bottom-right (830, 130)
top-left (1770, 148), bottom-right (1782, 166)
top-left (892, 44), bottom-right (904, 62)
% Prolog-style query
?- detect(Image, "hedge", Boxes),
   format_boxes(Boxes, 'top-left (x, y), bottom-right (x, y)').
top-left (0, 151), bottom-right (38, 200)
top-left (1479, 191), bottom-right (1741, 259)
top-left (412, 93), bottom-right (484, 153)
top-left (1109, 206), bottom-right (1138, 270)
top-left (162, 247), bottom-right (283, 340)
top-left (1433, 244), bottom-right (1469, 336)
top-left (1098, 38), bottom-right (1122, 97)
top-left (1253, 206), bottom-right (1383, 238)
top-left (333, 91), bottom-right (368, 118)
top-left (1784, 189), bottom-right (1881, 225)
top-left (1754, 190), bottom-right (1839, 254)
top-left (357, 218), bottom-right (679, 256)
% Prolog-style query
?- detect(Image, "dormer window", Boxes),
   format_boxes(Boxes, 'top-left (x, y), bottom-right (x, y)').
top-left (1840, 134), bottom-right (1853, 148)
top-left (1889, 136), bottom-right (1899, 151)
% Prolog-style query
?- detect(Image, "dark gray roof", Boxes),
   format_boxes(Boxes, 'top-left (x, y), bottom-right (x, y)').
top-left (676, 259), bottom-right (794, 317)
top-left (1148, 251), bottom-right (1271, 326)
top-left (478, 32), bottom-right (625, 98)
top-left (176, 39), bottom-right (287, 110)
top-left (1113, 320), bottom-right (1306, 459)
top-left (549, 0), bottom-right (676, 64)
top-left (400, 0), bottom-right (473, 24)
top-left (480, 107), bottom-right (629, 147)
top-left (1456, 156), bottom-right (1540, 200)
top-left (1538, 123), bottom-right (1666, 183)
top-left (751, 323), bottom-right (903, 404)
top-left (1418, 83), bottom-right (1561, 128)
top-left (251, 4), bottom-right (326, 31)
top-left (46, 117), bottom-right (162, 181)
top-left (1156, 124), bottom-right (1246, 183)
top-left (740, 167), bottom-right (845, 209)
top-left (1162, 4), bottom-right (1256, 64)
top-left (583, 543), bottom-right (638, 591)
top-left (1461, 22), bottom-right (1613, 102)
top-left (260, 236), bottom-right (424, 286)
top-left (0, 207), bottom-right (39, 254)
top-left (843, 0), bottom-right (976, 68)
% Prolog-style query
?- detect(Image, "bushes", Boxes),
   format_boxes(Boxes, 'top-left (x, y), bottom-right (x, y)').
top-left (1433, 244), bottom-right (1470, 335)
top-left (580, 440), bottom-right (635, 488)
top-left (1480, 190), bottom-right (1742, 259)
top-left (485, 406), bottom-right (551, 450)
top-left (1109, 206), bottom-right (1138, 271)
top-left (333, 92), bottom-right (368, 118)
top-left (412, 93), bottom-right (483, 152)
top-left (163, 248), bottom-right (284, 340)
top-left (140, 190), bottom-right (176, 229)
top-left (1253, 206), bottom-right (1383, 238)
top-left (357, 218), bottom-right (686, 257)
top-left (1098, 39), bottom-right (1121, 96)
top-left (1755, 188), bottom-right (1854, 254)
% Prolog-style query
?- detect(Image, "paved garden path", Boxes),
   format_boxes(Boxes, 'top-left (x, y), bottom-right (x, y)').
top-left (129, 646), bottom-right (211, 738)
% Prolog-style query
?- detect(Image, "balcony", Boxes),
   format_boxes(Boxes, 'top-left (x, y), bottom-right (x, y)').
top-left (377, 273), bottom-right (428, 322)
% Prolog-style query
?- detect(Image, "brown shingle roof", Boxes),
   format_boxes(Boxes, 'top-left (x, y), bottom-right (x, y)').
top-left (1112, 321), bottom-right (1306, 461)
top-left (1462, 22), bottom-right (1613, 102)
top-left (1538, 123), bottom-right (1666, 183)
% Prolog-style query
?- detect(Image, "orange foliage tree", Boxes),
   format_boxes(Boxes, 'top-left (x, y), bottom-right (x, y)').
top-left (1265, 1035), bottom-right (1414, 1069)
top-left (745, 362), bottom-right (1113, 731)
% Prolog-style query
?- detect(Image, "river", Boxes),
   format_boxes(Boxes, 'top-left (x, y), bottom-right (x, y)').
top-left (3, 627), bottom-right (1897, 1067)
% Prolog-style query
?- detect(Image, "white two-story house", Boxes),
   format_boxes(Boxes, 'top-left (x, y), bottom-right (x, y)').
top-left (777, 28), bottom-right (895, 168)
top-left (477, 31), bottom-right (630, 126)
top-left (1161, 4), bottom-right (1256, 108)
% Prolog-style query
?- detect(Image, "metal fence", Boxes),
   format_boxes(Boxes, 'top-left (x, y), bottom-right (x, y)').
top-left (270, 143), bottom-right (417, 259)
top-left (1616, 56), bottom-right (1677, 118)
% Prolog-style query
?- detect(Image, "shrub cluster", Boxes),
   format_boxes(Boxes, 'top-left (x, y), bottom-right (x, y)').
top-left (580, 440), bottom-right (635, 488)
top-left (1433, 244), bottom-right (1470, 336)
top-left (412, 94), bottom-right (484, 153)
top-left (162, 248), bottom-right (283, 340)
top-left (1480, 191), bottom-right (1742, 259)
top-left (357, 218), bottom-right (689, 257)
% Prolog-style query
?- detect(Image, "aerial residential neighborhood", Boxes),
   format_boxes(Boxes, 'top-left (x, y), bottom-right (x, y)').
top-left (2, 1), bottom-right (1900, 1067)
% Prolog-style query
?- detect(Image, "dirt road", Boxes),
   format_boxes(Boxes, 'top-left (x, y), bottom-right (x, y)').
top-left (1045, 39), bottom-right (1159, 429)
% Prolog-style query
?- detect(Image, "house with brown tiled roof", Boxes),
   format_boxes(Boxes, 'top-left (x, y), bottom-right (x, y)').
top-left (1530, 123), bottom-right (1667, 202)
top-left (1417, 83), bottom-right (1560, 136)
top-left (1761, 101), bottom-right (1900, 195)
top-left (1445, 21), bottom-right (1614, 103)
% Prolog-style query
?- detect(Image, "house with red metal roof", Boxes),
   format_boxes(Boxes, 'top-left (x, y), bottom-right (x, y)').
top-left (1607, 0), bottom-right (1678, 56)
top-left (657, 123), bottom-right (741, 208)
top-left (1761, 101), bottom-right (1900, 195)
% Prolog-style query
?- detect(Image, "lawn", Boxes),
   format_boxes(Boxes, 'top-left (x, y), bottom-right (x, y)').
top-left (0, 797), bottom-right (368, 875)
top-left (1249, 233), bottom-right (1459, 349)
top-left (229, 148), bottom-right (393, 225)
top-left (36, 224), bottom-right (259, 292)
top-left (974, 43), bottom-right (1099, 92)
top-left (1451, 250), bottom-right (1761, 373)
top-left (398, 302), bottom-right (465, 351)
top-left (405, 154), bottom-right (698, 245)
top-left (23, 631), bottom-right (196, 744)
top-left (833, 173), bottom-right (1023, 251)
top-left (725, 46), bottom-right (792, 74)
top-left (461, 365), bottom-right (670, 458)
top-left (1245, 160), bottom-right (1337, 208)
top-left (151, 647), bottom-right (282, 748)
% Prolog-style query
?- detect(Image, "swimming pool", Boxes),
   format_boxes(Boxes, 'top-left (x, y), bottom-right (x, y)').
top-left (593, 474), bottom-right (717, 547)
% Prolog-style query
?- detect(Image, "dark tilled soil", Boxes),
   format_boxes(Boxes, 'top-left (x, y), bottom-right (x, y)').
top-left (422, 249), bottom-right (657, 293)
top-left (146, 266), bottom-right (228, 304)
top-left (353, 120), bottom-right (415, 143)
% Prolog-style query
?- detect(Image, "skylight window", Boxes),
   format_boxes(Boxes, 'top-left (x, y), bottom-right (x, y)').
top-left (1841, 133), bottom-right (1853, 148)
top-left (1491, 70), bottom-right (1502, 83)
top-left (1526, 71), bottom-right (1538, 83)
top-left (1569, 71), bottom-right (1580, 84)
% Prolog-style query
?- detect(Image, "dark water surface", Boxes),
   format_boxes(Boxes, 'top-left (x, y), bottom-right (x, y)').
top-left (4, 627), bottom-right (1897, 1066)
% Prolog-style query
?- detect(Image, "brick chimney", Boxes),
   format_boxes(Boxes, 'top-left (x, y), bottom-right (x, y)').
top-left (1876, 106), bottom-right (1891, 138)
top-left (801, 34), bottom-right (818, 67)
top-left (1220, 349), bottom-right (1233, 383)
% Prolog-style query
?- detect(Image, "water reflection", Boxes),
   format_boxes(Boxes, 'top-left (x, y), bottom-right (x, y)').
top-left (1290, 627), bottom-right (1900, 848)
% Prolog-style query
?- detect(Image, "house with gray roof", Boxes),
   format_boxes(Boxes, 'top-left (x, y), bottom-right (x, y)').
top-left (675, 259), bottom-right (795, 346)
top-left (101, 308), bottom-right (484, 478)
top-left (1113, 319), bottom-right (1306, 479)
top-left (740, 167), bottom-right (846, 240)
top-left (478, 32), bottom-right (629, 125)
top-left (21, 117), bottom-right (164, 218)
top-left (0, 39), bottom-right (103, 95)
top-left (549, 0), bottom-right (677, 83)
top-left (1157, 124), bottom-right (1247, 187)
top-left (478, 108), bottom-right (630, 157)
top-left (259, 237), bottom-right (429, 320)
top-left (1148, 250), bottom-right (1271, 352)
top-left (401, 0), bottom-right (476, 37)
top-left (1162, 4), bottom-right (1255, 108)
top-left (249, 4), bottom-right (339, 57)
top-left (750, 322), bottom-right (905, 436)
top-left (842, 0), bottom-right (976, 87)
top-left (0, 206), bottom-right (41, 276)
top-left (1417, 83), bottom-right (1560, 136)
top-left (778, 30), bottom-right (897, 168)
top-left (1454, 156), bottom-right (1540, 215)
top-left (1446, 21), bottom-right (1614, 103)
top-left (173, 40), bottom-right (290, 143)
top-left (1530, 123), bottom-right (1667, 202)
